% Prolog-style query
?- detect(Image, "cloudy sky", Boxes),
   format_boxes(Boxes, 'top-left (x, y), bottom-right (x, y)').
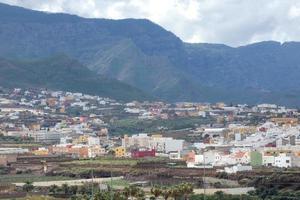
top-left (1, 0), bottom-right (300, 46)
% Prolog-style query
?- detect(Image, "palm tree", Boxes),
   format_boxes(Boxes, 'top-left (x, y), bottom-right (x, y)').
top-left (123, 185), bottom-right (145, 200)
top-left (94, 191), bottom-right (112, 200)
top-left (129, 185), bottom-right (139, 199)
top-left (123, 186), bottom-right (131, 199)
top-left (170, 186), bottom-right (181, 200)
top-left (136, 189), bottom-right (145, 200)
top-left (180, 183), bottom-right (194, 200)
top-left (61, 183), bottom-right (70, 195)
top-left (161, 188), bottom-right (172, 200)
top-left (151, 186), bottom-right (162, 199)
top-left (23, 181), bottom-right (34, 193)
top-left (214, 191), bottom-right (225, 200)
top-left (69, 185), bottom-right (78, 195)
top-left (78, 184), bottom-right (89, 195)
top-left (114, 191), bottom-right (127, 200)
top-left (49, 184), bottom-right (59, 195)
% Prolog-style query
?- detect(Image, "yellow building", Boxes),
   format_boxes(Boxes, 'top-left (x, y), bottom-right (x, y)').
top-left (73, 135), bottom-right (88, 144)
top-left (114, 147), bottom-right (126, 157)
top-left (32, 148), bottom-right (49, 156)
top-left (151, 134), bottom-right (162, 138)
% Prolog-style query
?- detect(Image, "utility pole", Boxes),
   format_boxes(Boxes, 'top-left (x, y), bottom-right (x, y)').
top-left (110, 156), bottom-right (113, 200)
top-left (203, 149), bottom-right (206, 200)
top-left (91, 169), bottom-right (94, 200)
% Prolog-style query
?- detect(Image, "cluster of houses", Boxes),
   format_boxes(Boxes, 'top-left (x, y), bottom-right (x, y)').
top-left (1, 88), bottom-right (300, 174)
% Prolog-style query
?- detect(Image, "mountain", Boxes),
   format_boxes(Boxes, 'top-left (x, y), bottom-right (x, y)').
top-left (1, 3), bottom-right (300, 106)
top-left (0, 55), bottom-right (150, 101)
top-left (184, 41), bottom-right (300, 105)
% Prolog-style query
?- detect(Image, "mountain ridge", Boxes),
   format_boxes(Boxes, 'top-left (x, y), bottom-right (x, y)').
top-left (1, 2), bottom-right (300, 106)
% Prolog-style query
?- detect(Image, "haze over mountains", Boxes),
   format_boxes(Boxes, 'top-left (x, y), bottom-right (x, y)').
top-left (1, 3), bottom-right (300, 106)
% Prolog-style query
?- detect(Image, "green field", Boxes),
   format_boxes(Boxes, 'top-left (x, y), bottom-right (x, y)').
top-left (107, 179), bottom-right (130, 187)
top-left (64, 157), bottom-right (138, 166)
top-left (110, 117), bottom-right (214, 135)
top-left (63, 156), bottom-right (168, 166)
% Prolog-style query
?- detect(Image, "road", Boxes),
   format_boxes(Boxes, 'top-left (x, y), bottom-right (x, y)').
top-left (14, 176), bottom-right (124, 187)
top-left (193, 187), bottom-right (255, 195)
top-left (14, 177), bottom-right (254, 195)
top-left (142, 187), bottom-right (254, 195)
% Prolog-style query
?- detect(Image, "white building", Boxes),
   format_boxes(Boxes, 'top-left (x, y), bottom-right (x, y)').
top-left (88, 136), bottom-right (100, 146)
top-left (225, 164), bottom-right (253, 174)
top-left (122, 134), bottom-right (150, 149)
top-left (60, 136), bottom-right (72, 144)
top-left (122, 134), bottom-right (184, 154)
top-left (274, 154), bottom-right (291, 168)
top-left (165, 139), bottom-right (184, 153)
top-left (169, 151), bottom-right (181, 160)
top-left (31, 131), bottom-right (61, 144)
top-left (263, 155), bottom-right (275, 167)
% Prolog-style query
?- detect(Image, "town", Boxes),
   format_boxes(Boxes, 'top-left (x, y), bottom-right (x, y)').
top-left (0, 87), bottom-right (300, 199)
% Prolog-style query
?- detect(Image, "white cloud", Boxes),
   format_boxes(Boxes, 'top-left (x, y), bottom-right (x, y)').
top-left (1, 0), bottom-right (300, 46)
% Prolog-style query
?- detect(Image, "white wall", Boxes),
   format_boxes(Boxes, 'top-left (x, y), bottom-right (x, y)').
top-left (165, 139), bottom-right (184, 153)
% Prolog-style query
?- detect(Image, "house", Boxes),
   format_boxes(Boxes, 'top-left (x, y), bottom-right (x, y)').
top-left (0, 154), bottom-right (17, 166)
top-left (88, 136), bottom-right (100, 146)
top-left (263, 155), bottom-right (275, 167)
top-left (184, 150), bottom-right (196, 162)
top-left (131, 149), bottom-right (155, 158)
top-left (88, 145), bottom-right (106, 158)
top-left (32, 131), bottom-right (61, 144)
top-left (202, 150), bottom-right (225, 166)
top-left (122, 134), bottom-right (150, 149)
top-left (168, 151), bottom-right (181, 160)
top-left (115, 147), bottom-right (126, 158)
top-left (274, 154), bottom-right (291, 168)
top-left (225, 164), bottom-right (253, 174)
top-left (291, 154), bottom-right (300, 167)
top-left (68, 145), bottom-right (89, 158)
top-left (232, 151), bottom-right (250, 164)
top-left (0, 183), bottom-right (15, 194)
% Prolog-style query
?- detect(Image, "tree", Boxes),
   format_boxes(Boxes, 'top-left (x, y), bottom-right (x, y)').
top-left (123, 186), bottom-right (131, 199)
top-left (94, 191), bottom-right (112, 200)
top-left (79, 184), bottom-right (90, 195)
top-left (49, 184), bottom-right (59, 194)
top-left (181, 183), bottom-right (194, 200)
top-left (69, 185), bottom-right (78, 195)
top-left (61, 183), bottom-right (70, 195)
top-left (136, 189), bottom-right (145, 200)
top-left (23, 181), bottom-right (34, 193)
top-left (129, 185), bottom-right (139, 199)
top-left (171, 186), bottom-right (181, 200)
top-left (161, 188), bottom-right (172, 200)
top-left (114, 191), bottom-right (127, 200)
top-left (123, 185), bottom-right (144, 200)
top-left (151, 186), bottom-right (162, 199)
top-left (214, 191), bottom-right (225, 200)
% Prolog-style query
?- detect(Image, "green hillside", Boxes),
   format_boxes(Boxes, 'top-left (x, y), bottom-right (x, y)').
top-left (0, 55), bottom-right (150, 101)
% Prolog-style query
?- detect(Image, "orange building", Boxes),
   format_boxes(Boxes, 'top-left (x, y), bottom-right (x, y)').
top-left (184, 151), bottom-right (196, 162)
top-left (271, 118), bottom-right (298, 126)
